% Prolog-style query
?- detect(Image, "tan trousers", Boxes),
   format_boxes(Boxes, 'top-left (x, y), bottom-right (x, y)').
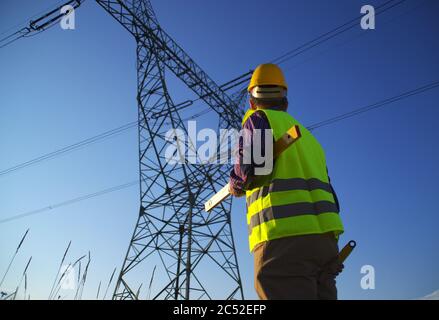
top-left (254, 233), bottom-right (340, 300)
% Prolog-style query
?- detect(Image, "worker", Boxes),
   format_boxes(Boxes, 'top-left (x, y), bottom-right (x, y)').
top-left (229, 63), bottom-right (345, 300)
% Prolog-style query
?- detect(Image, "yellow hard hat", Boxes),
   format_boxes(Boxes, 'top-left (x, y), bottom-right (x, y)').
top-left (248, 63), bottom-right (288, 92)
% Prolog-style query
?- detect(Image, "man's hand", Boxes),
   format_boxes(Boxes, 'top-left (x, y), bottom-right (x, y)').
top-left (334, 263), bottom-right (344, 276)
top-left (229, 184), bottom-right (245, 198)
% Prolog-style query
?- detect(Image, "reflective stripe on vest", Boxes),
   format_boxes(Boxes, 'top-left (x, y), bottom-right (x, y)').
top-left (246, 177), bottom-right (333, 207)
top-left (243, 108), bottom-right (344, 252)
top-left (248, 201), bottom-right (339, 234)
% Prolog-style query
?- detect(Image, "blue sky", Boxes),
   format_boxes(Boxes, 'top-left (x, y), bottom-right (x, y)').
top-left (1, 0), bottom-right (439, 300)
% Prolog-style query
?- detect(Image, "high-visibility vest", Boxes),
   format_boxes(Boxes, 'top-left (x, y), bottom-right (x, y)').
top-left (242, 108), bottom-right (344, 252)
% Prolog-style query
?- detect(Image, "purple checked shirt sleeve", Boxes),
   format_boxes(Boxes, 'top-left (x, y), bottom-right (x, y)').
top-left (229, 110), bottom-right (271, 195)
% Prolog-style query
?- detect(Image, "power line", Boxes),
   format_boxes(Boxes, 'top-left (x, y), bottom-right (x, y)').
top-left (229, 0), bottom-right (412, 93)
top-left (0, 121), bottom-right (139, 177)
top-left (0, 0), bottom-right (84, 50)
top-left (0, 0), bottom-right (65, 38)
top-left (2, 79), bottom-right (438, 225)
top-left (272, 0), bottom-right (406, 65)
top-left (280, 0), bottom-right (432, 75)
top-left (307, 80), bottom-right (439, 130)
top-left (0, 77), bottom-right (248, 177)
top-left (227, 0), bottom-right (408, 89)
top-left (0, 27), bottom-right (30, 50)
top-left (164, 105), bottom-right (213, 126)
top-left (0, 181), bottom-right (138, 224)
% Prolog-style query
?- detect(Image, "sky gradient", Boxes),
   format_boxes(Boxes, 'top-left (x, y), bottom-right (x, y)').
top-left (1, 0), bottom-right (439, 300)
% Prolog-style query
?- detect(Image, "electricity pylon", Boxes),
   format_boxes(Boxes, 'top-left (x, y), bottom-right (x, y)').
top-left (96, 0), bottom-right (245, 299)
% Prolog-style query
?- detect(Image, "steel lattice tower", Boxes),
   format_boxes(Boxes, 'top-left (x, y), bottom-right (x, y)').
top-left (96, 0), bottom-right (245, 299)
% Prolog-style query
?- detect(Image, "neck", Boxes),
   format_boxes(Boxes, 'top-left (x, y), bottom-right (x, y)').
top-left (255, 105), bottom-right (286, 111)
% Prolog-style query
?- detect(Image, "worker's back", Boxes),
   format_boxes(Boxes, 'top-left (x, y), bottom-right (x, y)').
top-left (244, 108), bottom-right (344, 252)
